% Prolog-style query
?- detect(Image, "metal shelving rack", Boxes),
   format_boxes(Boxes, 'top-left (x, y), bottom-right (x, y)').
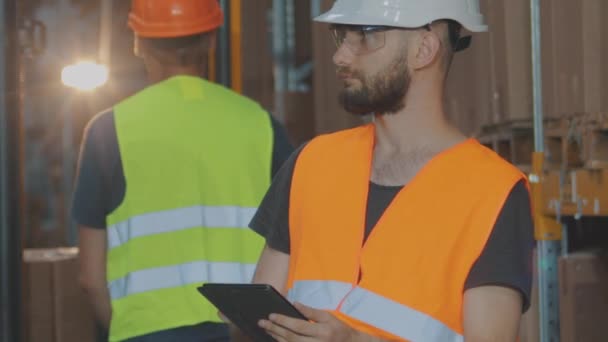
top-left (530, 0), bottom-right (562, 341)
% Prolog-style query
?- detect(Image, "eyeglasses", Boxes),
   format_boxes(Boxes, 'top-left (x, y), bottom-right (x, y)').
top-left (330, 25), bottom-right (394, 56)
top-left (331, 22), bottom-right (471, 55)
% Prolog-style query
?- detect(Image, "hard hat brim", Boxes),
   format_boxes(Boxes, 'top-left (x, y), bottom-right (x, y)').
top-left (313, 11), bottom-right (488, 33)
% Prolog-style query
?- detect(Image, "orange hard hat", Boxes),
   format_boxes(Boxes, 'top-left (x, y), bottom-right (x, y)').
top-left (128, 0), bottom-right (224, 38)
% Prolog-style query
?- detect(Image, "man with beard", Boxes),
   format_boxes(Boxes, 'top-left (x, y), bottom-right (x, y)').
top-left (230, 0), bottom-right (534, 341)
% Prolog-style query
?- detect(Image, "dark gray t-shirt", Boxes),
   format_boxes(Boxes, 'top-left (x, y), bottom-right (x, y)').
top-left (71, 109), bottom-right (294, 229)
top-left (249, 144), bottom-right (535, 312)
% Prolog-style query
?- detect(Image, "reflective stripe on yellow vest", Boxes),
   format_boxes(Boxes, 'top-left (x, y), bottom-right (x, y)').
top-left (287, 124), bottom-right (525, 341)
top-left (107, 76), bottom-right (272, 341)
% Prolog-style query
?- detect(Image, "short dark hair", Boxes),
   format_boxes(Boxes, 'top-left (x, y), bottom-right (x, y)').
top-left (138, 31), bottom-right (214, 66)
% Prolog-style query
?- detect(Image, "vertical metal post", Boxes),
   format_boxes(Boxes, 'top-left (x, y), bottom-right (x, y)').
top-left (285, 0), bottom-right (297, 91)
top-left (537, 240), bottom-right (560, 342)
top-left (531, 0), bottom-right (544, 153)
top-left (1, 0), bottom-right (23, 339)
top-left (272, 0), bottom-right (287, 122)
top-left (217, 0), bottom-right (231, 87)
top-left (61, 96), bottom-right (76, 245)
top-left (229, 0), bottom-right (242, 93)
top-left (531, 0), bottom-right (561, 341)
top-left (98, 0), bottom-right (113, 66)
top-left (310, 0), bottom-right (322, 18)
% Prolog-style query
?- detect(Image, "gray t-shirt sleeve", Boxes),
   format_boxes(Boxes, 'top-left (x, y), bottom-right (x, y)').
top-left (248, 144), bottom-right (305, 253)
top-left (465, 180), bottom-right (535, 312)
top-left (71, 109), bottom-right (119, 229)
top-left (268, 114), bottom-right (294, 178)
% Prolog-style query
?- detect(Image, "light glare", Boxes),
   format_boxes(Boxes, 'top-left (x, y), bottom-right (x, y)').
top-left (61, 61), bottom-right (109, 91)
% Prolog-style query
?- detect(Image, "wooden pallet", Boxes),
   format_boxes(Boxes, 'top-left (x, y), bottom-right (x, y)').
top-left (478, 114), bottom-right (608, 217)
top-left (577, 112), bottom-right (608, 169)
top-left (477, 113), bottom-right (608, 171)
top-left (477, 119), bottom-right (536, 167)
top-left (542, 168), bottom-right (608, 217)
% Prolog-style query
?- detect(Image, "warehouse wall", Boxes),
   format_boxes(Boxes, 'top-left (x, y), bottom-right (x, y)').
top-left (312, 0), bottom-right (608, 135)
top-left (241, 0), bottom-right (274, 111)
top-left (451, 0), bottom-right (608, 132)
top-left (241, 0), bottom-right (316, 146)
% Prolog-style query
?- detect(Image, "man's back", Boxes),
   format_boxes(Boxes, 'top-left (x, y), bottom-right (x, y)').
top-left (112, 75), bottom-right (274, 208)
top-left (107, 75), bottom-right (271, 340)
top-left (73, 75), bottom-right (293, 341)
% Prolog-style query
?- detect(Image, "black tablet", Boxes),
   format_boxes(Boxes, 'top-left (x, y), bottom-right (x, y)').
top-left (197, 283), bottom-right (308, 342)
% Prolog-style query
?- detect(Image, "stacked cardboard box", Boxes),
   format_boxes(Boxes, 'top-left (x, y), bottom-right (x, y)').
top-left (23, 248), bottom-right (96, 342)
top-left (559, 251), bottom-right (608, 342)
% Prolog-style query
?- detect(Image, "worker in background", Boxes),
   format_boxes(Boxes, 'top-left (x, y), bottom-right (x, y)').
top-left (231, 0), bottom-right (535, 341)
top-left (72, 0), bottom-right (293, 341)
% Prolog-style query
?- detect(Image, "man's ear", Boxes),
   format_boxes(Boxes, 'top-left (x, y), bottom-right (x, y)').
top-left (411, 31), bottom-right (442, 70)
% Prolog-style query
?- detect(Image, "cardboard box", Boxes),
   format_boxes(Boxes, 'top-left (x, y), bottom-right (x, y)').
top-left (23, 248), bottom-right (96, 342)
top-left (559, 251), bottom-right (608, 342)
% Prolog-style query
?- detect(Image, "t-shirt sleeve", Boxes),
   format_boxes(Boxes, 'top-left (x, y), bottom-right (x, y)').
top-left (249, 144), bottom-right (306, 253)
top-left (269, 113), bottom-right (295, 178)
top-left (464, 179), bottom-right (536, 313)
top-left (71, 110), bottom-right (116, 229)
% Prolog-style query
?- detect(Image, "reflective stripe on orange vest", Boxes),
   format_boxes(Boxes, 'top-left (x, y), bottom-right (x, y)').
top-left (287, 280), bottom-right (463, 341)
top-left (287, 124), bottom-right (526, 341)
top-left (287, 280), bottom-right (351, 310)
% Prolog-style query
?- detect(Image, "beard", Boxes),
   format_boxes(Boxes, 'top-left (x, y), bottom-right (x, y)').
top-left (338, 53), bottom-right (410, 116)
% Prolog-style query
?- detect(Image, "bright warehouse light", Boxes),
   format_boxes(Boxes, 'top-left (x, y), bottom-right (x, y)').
top-left (61, 61), bottom-right (109, 91)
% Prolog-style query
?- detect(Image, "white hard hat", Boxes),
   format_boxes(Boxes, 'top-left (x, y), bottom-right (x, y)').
top-left (314, 0), bottom-right (488, 33)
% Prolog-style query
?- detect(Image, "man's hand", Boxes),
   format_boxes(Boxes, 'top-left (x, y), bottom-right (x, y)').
top-left (229, 244), bottom-right (290, 342)
top-left (259, 303), bottom-right (369, 342)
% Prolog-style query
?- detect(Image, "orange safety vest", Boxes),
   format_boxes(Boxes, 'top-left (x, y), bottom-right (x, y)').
top-left (286, 124), bottom-right (526, 341)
